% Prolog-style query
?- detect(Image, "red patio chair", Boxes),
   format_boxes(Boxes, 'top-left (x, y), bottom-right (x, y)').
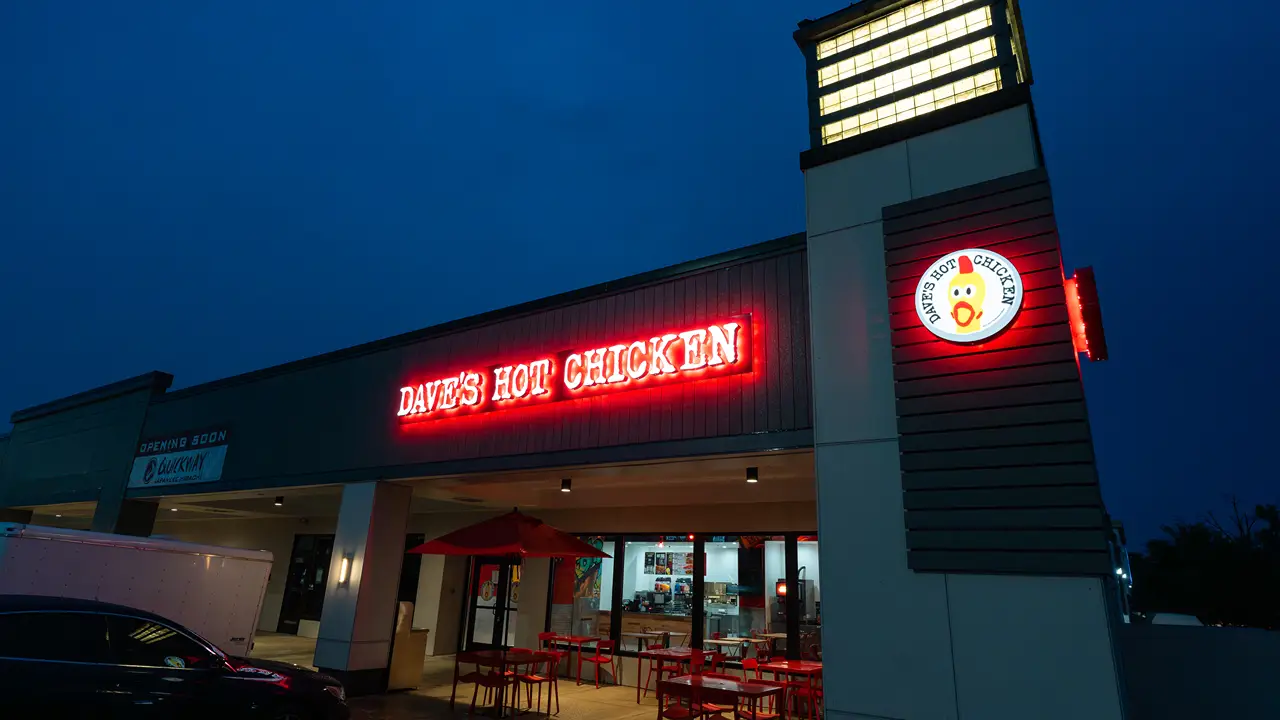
top-left (449, 655), bottom-right (484, 710)
top-left (516, 653), bottom-right (560, 716)
top-left (643, 643), bottom-right (680, 700)
top-left (790, 674), bottom-right (823, 720)
top-left (538, 631), bottom-right (569, 674)
top-left (735, 678), bottom-right (788, 720)
top-left (469, 670), bottom-right (516, 718)
top-left (685, 649), bottom-right (708, 676)
top-left (740, 658), bottom-right (761, 680)
top-left (579, 639), bottom-right (620, 688)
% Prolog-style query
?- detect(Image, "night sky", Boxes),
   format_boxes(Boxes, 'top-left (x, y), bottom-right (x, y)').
top-left (2, 1), bottom-right (1275, 544)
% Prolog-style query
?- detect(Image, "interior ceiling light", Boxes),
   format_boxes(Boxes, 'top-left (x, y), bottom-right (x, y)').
top-left (274, 496), bottom-right (284, 507)
top-left (560, 478), bottom-right (572, 493)
top-left (746, 467), bottom-right (759, 484)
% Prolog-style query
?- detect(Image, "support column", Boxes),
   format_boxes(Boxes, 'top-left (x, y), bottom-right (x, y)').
top-left (412, 554), bottom-right (468, 655)
top-left (91, 498), bottom-right (158, 536)
top-left (314, 481), bottom-right (412, 695)
top-left (805, 108), bottom-right (1123, 719)
top-left (513, 558), bottom-right (550, 652)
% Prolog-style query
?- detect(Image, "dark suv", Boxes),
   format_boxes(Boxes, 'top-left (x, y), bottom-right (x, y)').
top-left (0, 595), bottom-right (348, 719)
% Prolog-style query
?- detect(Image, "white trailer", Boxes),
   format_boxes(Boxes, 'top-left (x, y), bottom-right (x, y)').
top-left (0, 523), bottom-right (273, 657)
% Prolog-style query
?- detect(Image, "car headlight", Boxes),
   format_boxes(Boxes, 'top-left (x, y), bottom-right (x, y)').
top-left (323, 685), bottom-right (346, 702)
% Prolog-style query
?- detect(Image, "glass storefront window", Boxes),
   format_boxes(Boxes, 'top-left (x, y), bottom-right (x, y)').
top-left (798, 536), bottom-right (822, 660)
top-left (704, 536), bottom-right (785, 661)
top-left (543, 531), bottom-right (818, 659)
top-left (620, 536), bottom-right (694, 650)
top-left (550, 536), bottom-right (613, 639)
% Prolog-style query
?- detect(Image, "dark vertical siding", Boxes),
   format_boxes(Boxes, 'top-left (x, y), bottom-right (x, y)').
top-left (881, 169), bottom-right (1110, 576)
top-left (140, 247), bottom-right (815, 486)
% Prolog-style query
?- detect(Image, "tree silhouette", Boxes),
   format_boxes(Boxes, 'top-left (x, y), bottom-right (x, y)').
top-left (1129, 498), bottom-right (1279, 630)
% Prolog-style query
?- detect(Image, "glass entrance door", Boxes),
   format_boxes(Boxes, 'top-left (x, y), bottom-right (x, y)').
top-left (276, 534), bottom-right (334, 635)
top-left (465, 557), bottom-right (521, 650)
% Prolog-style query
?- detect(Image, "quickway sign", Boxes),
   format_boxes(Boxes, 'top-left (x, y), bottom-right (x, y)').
top-left (128, 428), bottom-right (230, 489)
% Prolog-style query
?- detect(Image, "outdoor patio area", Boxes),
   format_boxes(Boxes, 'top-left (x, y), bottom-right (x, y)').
top-left (251, 633), bottom-right (672, 720)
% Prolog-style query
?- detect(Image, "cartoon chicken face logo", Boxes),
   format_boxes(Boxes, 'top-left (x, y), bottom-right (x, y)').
top-left (948, 255), bottom-right (986, 334)
top-left (915, 248), bottom-right (1024, 343)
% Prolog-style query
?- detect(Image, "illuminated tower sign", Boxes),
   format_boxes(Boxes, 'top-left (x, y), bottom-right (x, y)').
top-left (795, 0), bottom-right (1031, 154)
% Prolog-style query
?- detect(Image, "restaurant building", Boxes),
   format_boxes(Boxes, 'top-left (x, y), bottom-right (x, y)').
top-left (0, 0), bottom-right (1126, 717)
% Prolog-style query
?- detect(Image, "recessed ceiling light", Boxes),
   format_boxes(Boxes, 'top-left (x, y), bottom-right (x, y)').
top-left (55, 514), bottom-right (62, 518)
top-left (560, 478), bottom-right (571, 493)
top-left (170, 508), bottom-right (178, 512)
top-left (746, 467), bottom-right (759, 484)
top-left (274, 496), bottom-right (284, 507)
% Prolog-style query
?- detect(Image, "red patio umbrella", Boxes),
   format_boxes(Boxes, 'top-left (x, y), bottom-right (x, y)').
top-left (407, 509), bottom-right (611, 559)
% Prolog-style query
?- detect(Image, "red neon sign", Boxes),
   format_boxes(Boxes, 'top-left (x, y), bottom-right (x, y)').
top-left (397, 315), bottom-right (753, 422)
top-left (1063, 267), bottom-right (1108, 362)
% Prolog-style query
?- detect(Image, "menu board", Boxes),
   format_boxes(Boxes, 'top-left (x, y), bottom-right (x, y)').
top-left (680, 553), bottom-right (694, 574)
top-left (644, 552), bottom-right (656, 574)
top-left (655, 553), bottom-right (672, 574)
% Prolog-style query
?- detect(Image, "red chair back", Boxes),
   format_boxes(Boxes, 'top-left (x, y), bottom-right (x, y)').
top-left (742, 658), bottom-right (761, 679)
top-left (747, 678), bottom-right (789, 714)
top-left (688, 651), bottom-right (706, 674)
top-left (594, 640), bottom-right (615, 660)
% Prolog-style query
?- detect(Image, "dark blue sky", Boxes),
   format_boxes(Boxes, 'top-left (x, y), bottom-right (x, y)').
top-left (2, 1), bottom-right (1275, 543)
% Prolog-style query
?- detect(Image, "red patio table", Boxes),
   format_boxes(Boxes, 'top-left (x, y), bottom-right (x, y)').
top-left (658, 674), bottom-right (784, 720)
top-left (759, 660), bottom-right (823, 720)
top-left (637, 647), bottom-right (704, 703)
top-left (548, 634), bottom-right (596, 683)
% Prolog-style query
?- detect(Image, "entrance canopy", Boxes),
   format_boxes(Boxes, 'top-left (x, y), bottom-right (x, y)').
top-left (408, 509), bottom-right (611, 559)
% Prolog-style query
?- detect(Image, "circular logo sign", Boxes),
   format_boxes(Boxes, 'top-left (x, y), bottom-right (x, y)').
top-left (914, 248), bottom-right (1023, 343)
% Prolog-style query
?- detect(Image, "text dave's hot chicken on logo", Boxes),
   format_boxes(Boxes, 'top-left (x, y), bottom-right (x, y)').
top-left (914, 248), bottom-right (1024, 343)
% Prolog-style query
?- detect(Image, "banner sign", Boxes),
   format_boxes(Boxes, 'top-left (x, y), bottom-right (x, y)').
top-left (397, 315), bottom-right (752, 423)
top-left (128, 428), bottom-right (230, 488)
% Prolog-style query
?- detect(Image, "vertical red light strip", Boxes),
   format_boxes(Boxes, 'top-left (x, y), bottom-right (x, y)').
top-left (1064, 275), bottom-right (1089, 355)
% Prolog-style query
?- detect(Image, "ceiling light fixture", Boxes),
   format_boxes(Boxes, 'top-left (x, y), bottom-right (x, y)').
top-left (55, 514), bottom-right (62, 518)
top-left (170, 508), bottom-right (178, 512)
top-left (560, 478), bottom-right (571, 493)
top-left (746, 467), bottom-right (759, 484)
top-left (274, 496), bottom-right (284, 507)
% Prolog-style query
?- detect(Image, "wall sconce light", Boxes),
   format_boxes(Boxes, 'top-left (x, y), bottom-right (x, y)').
top-left (274, 496), bottom-right (284, 507)
top-left (560, 478), bottom-right (572, 493)
top-left (338, 553), bottom-right (354, 587)
top-left (746, 467), bottom-right (759, 484)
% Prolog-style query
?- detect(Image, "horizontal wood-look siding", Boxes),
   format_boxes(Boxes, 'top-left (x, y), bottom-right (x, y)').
top-left (882, 168), bottom-right (1110, 577)
top-left (137, 247), bottom-right (813, 487)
